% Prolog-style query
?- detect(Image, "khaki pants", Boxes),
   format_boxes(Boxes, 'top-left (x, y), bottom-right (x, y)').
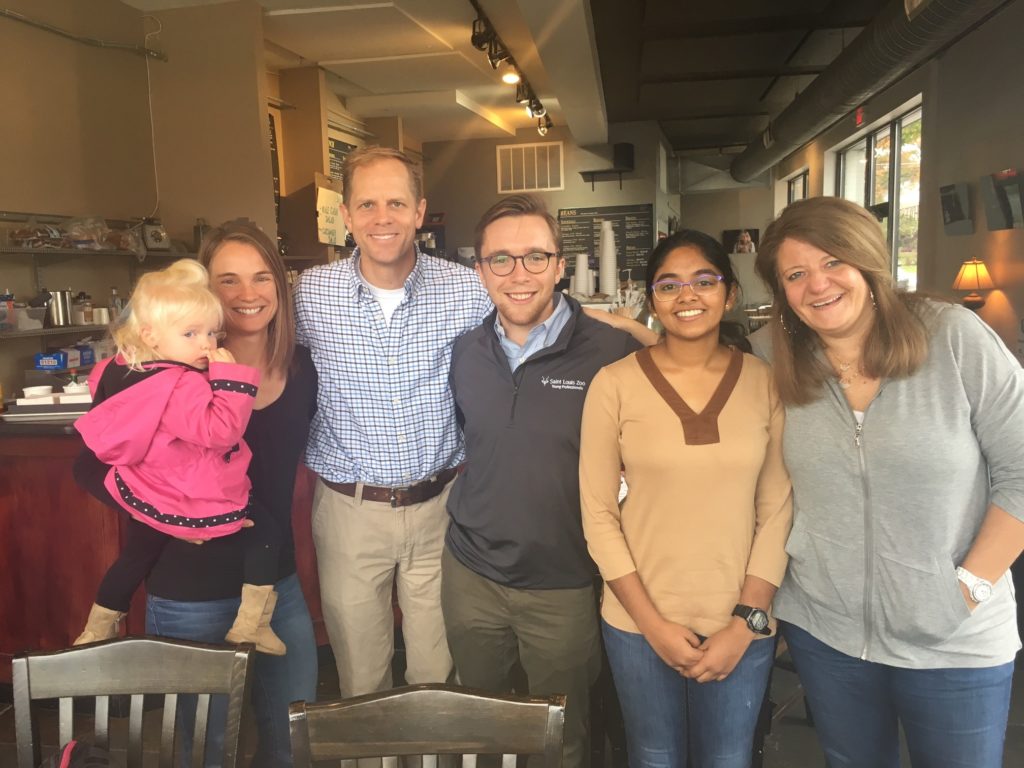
top-left (441, 547), bottom-right (601, 768)
top-left (312, 477), bottom-right (454, 698)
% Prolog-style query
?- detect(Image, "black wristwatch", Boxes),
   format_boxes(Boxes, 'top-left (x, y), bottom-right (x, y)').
top-left (732, 604), bottom-right (771, 635)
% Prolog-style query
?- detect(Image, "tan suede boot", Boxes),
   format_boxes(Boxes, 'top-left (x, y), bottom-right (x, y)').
top-left (225, 584), bottom-right (286, 655)
top-left (74, 603), bottom-right (125, 645)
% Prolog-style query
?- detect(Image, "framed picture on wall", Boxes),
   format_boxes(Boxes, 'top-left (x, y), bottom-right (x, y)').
top-left (723, 228), bottom-right (759, 254)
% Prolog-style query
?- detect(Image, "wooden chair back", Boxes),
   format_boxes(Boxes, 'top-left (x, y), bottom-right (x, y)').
top-left (289, 684), bottom-right (565, 768)
top-left (13, 636), bottom-right (253, 768)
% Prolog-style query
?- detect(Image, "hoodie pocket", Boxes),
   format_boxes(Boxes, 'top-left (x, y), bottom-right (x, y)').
top-left (784, 526), bottom-right (861, 617)
top-left (875, 552), bottom-right (971, 645)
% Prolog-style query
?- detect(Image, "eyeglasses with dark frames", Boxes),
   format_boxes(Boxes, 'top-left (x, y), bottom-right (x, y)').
top-left (479, 251), bottom-right (557, 276)
top-left (650, 274), bottom-right (725, 300)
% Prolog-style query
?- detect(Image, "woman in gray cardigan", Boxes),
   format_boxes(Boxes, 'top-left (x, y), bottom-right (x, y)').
top-left (750, 197), bottom-right (1024, 768)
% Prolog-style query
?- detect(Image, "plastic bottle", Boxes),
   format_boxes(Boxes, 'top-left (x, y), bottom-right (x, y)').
top-left (0, 288), bottom-right (14, 331)
top-left (109, 286), bottom-right (124, 319)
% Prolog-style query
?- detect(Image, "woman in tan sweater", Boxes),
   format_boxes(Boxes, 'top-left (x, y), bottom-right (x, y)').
top-left (580, 229), bottom-right (792, 768)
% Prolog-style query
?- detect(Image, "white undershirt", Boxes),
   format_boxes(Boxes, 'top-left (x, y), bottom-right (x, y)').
top-left (853, 409), bottom-right (865, 425)
top-left (364, 282), bottom-right (406, 325)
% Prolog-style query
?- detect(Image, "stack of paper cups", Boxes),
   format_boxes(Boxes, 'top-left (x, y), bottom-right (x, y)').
top-left (599, 220), bottom-right (618, 297)
top-left (574, 253), bottom-right (591, 297)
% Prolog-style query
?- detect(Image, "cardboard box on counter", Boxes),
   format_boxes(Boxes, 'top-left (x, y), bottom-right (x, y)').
top-left (34, 348), bottom-right (80, 370)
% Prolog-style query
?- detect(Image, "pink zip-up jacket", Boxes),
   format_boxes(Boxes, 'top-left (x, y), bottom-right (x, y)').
top-left (75, 355), bottom-right (261, 539)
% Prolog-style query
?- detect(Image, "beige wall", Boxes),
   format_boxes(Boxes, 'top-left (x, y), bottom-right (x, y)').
top-left (0, 0), bottom-right (156, 218)
top-left (423, 121), bottom-right (679, 259)
top-left (148, 0), bottom-right (276, 243)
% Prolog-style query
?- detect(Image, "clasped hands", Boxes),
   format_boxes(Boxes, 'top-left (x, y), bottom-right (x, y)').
top-left (648, 617), bottom-right (754, 684)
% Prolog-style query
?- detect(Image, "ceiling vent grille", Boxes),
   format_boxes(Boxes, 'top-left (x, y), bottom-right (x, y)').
top-left (496, 141), bottom-right (564, 193)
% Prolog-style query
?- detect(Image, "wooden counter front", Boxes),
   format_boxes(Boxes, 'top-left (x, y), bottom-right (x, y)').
top-left (0, 429), bottom-right (326, 684)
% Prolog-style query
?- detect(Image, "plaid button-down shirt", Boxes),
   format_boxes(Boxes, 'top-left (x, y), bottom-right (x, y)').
top-left (295, 249), bottom-right (491, 487)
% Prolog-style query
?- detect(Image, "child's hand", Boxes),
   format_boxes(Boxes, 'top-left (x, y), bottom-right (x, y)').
top-left (208, 347), bottom-right (236, 364)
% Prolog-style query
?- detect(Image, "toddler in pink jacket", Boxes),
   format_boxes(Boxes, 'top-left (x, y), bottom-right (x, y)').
top-left (74, 259), bottom-right (284, 654)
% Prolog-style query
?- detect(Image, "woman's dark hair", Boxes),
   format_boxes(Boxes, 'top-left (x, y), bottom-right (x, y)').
top-left (644, 229), bottom-right (750, 352)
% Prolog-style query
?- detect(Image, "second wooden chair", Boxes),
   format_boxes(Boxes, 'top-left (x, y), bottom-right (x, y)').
top-left (289, 683), bottom-right (566, 768)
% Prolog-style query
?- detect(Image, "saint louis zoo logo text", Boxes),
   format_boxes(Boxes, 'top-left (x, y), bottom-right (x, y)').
top-left (540, 376), bottom-right (587, 392)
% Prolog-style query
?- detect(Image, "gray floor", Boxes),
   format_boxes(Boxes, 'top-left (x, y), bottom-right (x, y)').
top-left (1, 646), bottom-right (1022, 767)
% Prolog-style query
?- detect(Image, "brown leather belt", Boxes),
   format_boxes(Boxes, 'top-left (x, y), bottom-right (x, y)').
top-left (321, 467), bottom-right (458, 508)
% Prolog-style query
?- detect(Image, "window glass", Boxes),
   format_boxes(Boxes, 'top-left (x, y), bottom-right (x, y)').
top-left (840, 139), bottom-right (866, 204)
top-left (835, 105), bottom-right (922, 290)
top-left (871, 127), bottom-right (891, 206)
top-left (896, 110), bottom-right (922, 290)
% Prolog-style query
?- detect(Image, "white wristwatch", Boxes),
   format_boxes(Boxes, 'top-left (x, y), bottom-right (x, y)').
top-left (956, 566), bottom-right (993, 604)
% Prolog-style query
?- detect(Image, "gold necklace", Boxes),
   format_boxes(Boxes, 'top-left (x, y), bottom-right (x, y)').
top-left (825, 349), bottom-right (862, 390)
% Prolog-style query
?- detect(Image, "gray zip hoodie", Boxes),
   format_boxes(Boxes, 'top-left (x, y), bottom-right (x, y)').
top-left (751, 301), bottom-right (1024, 668)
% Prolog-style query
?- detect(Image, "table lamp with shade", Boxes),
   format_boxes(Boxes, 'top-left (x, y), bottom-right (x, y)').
top-left (952, 257), bottom-right (994, 309)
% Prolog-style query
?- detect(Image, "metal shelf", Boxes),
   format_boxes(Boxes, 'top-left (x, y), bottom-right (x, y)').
top-left (0, 324), bottom-right (108, 341)
top-left (0, 247), bottom-right (191, 258)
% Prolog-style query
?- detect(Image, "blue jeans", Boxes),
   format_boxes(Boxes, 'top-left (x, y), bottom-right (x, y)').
top-left (603, 620), bottom-right (774, 768)
top-left (782, 621), bottom-right (1015, 768)
top-left (146, 573), bottom-right (318, 768)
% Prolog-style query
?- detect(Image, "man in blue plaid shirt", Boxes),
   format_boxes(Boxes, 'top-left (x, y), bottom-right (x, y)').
top-left (294, 146), bottom-right (491, 697)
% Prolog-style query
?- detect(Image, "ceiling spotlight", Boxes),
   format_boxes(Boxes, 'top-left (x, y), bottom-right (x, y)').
top-left (526, 98), bottom-right (546, 118)
top-left (471, 17), bottom-right (492, 51)
top-left (537, 115), bottom-right (553, 136)
top-left (486, 37), bottom-right (509, 69)
top-left (515, 81), bottom-right (531, 104)
top-left (501, 66), bottom-right (521, 85)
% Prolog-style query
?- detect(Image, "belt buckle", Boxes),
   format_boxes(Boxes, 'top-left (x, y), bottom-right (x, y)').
top-left (390, 488), bottom-right (398, 508)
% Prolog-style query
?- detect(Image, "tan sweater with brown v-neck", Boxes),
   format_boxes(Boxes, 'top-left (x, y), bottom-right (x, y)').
top-left (580, 347), bottom-right (792, 638)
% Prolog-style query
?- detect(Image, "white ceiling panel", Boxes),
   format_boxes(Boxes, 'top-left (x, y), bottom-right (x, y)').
top-left (347, 90), bottom-right (517, 142)
top-left (264, 4), bottom-right (451, 62)
top-left (323, 51), bottom-right (492, 95)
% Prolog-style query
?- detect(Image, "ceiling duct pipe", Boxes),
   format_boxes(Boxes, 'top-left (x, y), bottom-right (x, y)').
top-left (730, 0), bottom-right (1012, 182)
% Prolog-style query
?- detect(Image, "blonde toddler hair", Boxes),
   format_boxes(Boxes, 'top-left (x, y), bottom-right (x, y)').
top-left (113, 259), bottom-right (223, 370)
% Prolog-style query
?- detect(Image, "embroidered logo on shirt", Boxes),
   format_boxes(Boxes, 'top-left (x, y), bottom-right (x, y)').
top-left (540, 376), bottom-right (587, 392)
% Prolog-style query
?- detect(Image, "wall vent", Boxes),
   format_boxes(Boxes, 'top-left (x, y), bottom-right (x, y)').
top-left (496, 141), bottom-right (564, 193)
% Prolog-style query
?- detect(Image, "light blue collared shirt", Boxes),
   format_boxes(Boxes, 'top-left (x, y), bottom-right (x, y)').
top-left (294, 248), bottom-right (493, 486)
top-left (494, 293), bottom-right (571, 371)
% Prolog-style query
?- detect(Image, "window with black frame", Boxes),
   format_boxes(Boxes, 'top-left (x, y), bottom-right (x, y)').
top-left (836, 107), bottom-right (922, 290)
top-left (787, 170), bottom-right (809, 204)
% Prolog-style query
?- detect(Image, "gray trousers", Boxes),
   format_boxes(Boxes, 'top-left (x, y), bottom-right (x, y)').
top-left (441, 547), bottom-right (602, 768)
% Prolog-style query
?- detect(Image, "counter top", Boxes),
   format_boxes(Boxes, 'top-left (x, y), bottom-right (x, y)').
top-left (0, 419), bottom-right (80, 436)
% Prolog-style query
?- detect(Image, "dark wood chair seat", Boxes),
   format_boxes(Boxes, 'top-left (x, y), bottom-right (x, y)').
top-left (14, 636), bottom-right (253, 768)
top-left (289, 684), bottom-right (566, 768)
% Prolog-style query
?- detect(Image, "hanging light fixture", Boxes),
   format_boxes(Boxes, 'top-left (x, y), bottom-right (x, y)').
top-left (471, 16), bottom-right (492, 50)
top-left (486, 37), bottom-right (509, 69)
top-left (469, 0), bottom-right (551, 133)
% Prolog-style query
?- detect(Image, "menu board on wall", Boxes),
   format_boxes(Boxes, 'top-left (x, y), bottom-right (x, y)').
top-left (558, 204), bottom-right (655, 278)
top-left (328, 138), bottom-right (358, 181)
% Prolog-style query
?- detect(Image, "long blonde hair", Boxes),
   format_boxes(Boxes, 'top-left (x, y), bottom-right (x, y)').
top-left (199, 219), bottom-right (295, 376)
top-left (755, 197), bottom-right (931, 405)
top-left (112, 259), bottom-right (222, 370)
